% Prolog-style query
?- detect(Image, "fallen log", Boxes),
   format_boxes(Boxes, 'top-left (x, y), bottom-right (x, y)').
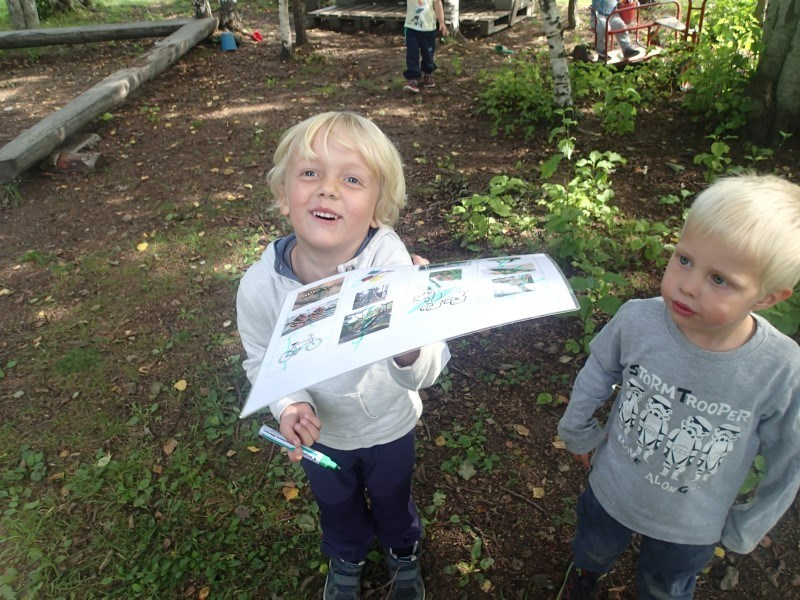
top-left (0, 19), bottom-right (194, 50)
top-left (0, 17), bottom-right (218, 184)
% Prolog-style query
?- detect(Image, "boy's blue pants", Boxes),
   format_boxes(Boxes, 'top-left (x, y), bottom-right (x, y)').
top-left (572, 485), bottom-right (716, 599)
top-left (404, 28), bottom-right (437, 81)
top-left (302, 431), bottom-right (422, 563)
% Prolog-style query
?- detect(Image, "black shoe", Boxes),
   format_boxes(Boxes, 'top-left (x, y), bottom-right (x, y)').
top-left (556, 562), bottom-right (602, 600)
top-left (386, 542), bottom-right (424, 599)
top-left (622, 45), bottom-right (641, 58)
top-left (324, 558), bottom-right (364, 600)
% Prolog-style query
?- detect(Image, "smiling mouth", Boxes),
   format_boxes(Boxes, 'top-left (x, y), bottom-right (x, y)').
top-left (313, 210), bottom-right (339, 221)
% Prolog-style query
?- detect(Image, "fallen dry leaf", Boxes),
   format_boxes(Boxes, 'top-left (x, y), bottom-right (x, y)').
top-left (173, 379), bottom-right (187, 391)
top-left (163, 439), bottom-right (178, 455)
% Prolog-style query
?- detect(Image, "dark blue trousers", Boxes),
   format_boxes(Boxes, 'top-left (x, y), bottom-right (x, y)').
top-left (404, 28), bottom-right (438, 81)
top-left (302, 431), bottom-right (422, 563)
top-left (572, 485), bottom-right (716, 599)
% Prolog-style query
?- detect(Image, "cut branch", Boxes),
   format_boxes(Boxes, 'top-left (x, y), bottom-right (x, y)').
top-left (0, 18), bottom-right (217, 184)
top-left (0, 19), bottom-right (194, 49)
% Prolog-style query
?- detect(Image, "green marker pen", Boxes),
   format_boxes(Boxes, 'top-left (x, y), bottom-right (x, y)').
top-left (258, 425), bottom-right (341, 470)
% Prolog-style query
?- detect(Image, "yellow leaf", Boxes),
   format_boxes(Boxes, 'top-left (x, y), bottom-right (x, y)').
top-left (226, 194), bottom-right (237, 201)
top-left (136, 242), bottom-right (148, 251)
top-left (283, 486), bottom-right (299, 501)
top-left (199, 586), bottom-right (210, 600)
top-left (223, 168), bottom-right (235, 175)
top-left (514, 424), bottom-right (530, 436)
top-left (714, 546), bottom-right (725, 559)
top-left (48, 471), bottom-right (65, 481)
top-left (434, 435), bottom-right (447, 447)
top-left (531, 486), bottom-right (545, 499)
top-left (246, 446), bottom-right (260, 453)
top-left (552, 438), bottom-right (567, 450)
top-left (173, 379), bottom-right (187, 391)
top-left (163, 439), bottom-right (178, 455)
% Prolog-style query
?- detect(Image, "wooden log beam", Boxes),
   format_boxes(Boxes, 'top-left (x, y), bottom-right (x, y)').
top-left (0, 17), bottom-right (218, 184)
top-left (0, 19), bottom-right (194, 50)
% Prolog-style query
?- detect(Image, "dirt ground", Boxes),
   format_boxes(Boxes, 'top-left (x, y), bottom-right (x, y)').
top-left (2, 4), bottom-right (800, 599)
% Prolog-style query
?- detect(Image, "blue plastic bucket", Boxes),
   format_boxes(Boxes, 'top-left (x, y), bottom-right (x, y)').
top-left (220, 31), bottom-right (237, 51)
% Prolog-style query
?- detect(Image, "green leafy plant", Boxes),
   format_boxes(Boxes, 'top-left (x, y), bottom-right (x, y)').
top-left (442, 528), bottom-right (495, 591)
top-left (679, 0), bottom-right (760, 135)
top-left (448, 175), bottom-right (540, 251)
top-left (474, 51), bottom-right (555, 139)
top-left (693, 135), bottom-right (733, 182)
top-left (438, 412), bottom-right (501, 480)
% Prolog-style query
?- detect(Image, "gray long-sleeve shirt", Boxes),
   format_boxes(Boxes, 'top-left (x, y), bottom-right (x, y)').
top-left (558, 297), bottom-right (800, 553)
top-left (237, 227), bottom-right (450, 450)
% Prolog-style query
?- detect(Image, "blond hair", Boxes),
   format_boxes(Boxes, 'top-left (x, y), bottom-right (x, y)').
top-left (683, 174), bottom-right (800, 293)
top-left (266, 111), bottom-right (406, 228)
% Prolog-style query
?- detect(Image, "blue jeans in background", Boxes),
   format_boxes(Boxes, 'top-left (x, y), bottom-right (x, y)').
top-left (404, 28), bottom-right (437, 81)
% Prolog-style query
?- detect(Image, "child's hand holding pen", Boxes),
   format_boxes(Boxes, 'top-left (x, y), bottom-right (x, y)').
top-left (279, 402), bottom-right (321, 463)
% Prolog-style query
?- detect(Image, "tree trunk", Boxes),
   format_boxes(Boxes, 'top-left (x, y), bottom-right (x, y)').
top-left (746, 0), bottom-right (800, 146)
top-left (0, 19), bottom-right (193, 49)
top-left (220, 0), bottom-right (242, 30)
top-left (6, 0), bottom-right (39, 29)
top-left (537, 0), bottom-right (572, 108)
top-left (444, 0), bottom-right (460, 35)
top-left (0, 18), bottom-right (217, 183)
top-left (192, 0), bottom-right (213, 19)
top-left (291, 0), bottom-right (308, 46)
top-left (278, 0), bottom-right (292, 59)
top-left (566, 0), bottom-right (579, 31)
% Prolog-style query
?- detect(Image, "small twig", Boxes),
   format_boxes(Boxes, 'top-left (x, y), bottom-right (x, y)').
top-left (499, 485), bottom-right (550, 517)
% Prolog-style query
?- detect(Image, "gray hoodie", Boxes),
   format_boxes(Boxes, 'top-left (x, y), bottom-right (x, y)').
top-left (237, 227), bottom-right (450, 450)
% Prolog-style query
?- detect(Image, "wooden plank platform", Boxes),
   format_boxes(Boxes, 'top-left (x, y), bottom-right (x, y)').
top-left (308, 0), bottom-right (533, 36)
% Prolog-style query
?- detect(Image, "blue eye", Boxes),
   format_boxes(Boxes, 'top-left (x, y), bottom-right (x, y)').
top-left (345, 176), bottom-right (360, 185)
top-left (302, 170), bottom-right (316, 177)
top-left (711, 274), bottom-right (726, 286)
top-left (677, 254), bottom-right (690, 266)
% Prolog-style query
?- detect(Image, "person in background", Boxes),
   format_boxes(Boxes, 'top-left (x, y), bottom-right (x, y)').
top-left (556, 174), bottom-right (800, 599)
top-left (592, 0), bottom-right (641, 59)
top-left (403, 0), bottom-right (448, 93)
top-left (237, 111), bottom-right (450, 600)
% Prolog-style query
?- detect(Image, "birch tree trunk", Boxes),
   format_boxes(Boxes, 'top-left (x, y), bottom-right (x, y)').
top-left (444, 0), bottom-right (460, 36)
top-left (219, 0), bottom-right (242, 30)
top-left (6, 0), bottom-right (40, 29)
top-left (746, 0), bottom-right (800, 145)
top-left (192, 0), bottom-right (213, 19)
top-left (537, 0), bottom-right (572, 108)
top-left (278, 0), bottom-right (292, 59)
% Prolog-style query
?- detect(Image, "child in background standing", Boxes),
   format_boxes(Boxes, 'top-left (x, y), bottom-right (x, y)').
top-left (403, 0), bottom-right (448, 93)
top-left (556, 174), bottom-right (800, 599)
top-left (237, 111), bottom-right (450, 600)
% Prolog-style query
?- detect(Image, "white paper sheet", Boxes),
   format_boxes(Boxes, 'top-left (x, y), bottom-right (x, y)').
top-left (240, 253), bottom-right (579, 418)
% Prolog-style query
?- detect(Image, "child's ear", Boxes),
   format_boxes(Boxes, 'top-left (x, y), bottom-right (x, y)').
top-left (753, 288), bottom-right (793, 311)
top-left (278, 192), bottom-right (290, 217)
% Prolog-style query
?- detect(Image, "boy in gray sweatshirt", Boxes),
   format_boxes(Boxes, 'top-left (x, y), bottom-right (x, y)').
top-left (557, 174), bottom-right (800, 599)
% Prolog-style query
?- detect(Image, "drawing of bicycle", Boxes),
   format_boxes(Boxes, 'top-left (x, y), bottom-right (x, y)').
top-left (279, 333), bottom-right (322, 363)
top-left (415, 289), bottom-right (466, 311)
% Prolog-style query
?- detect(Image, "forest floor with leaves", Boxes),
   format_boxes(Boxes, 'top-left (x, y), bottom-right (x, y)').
top-left (2, 4), bottom-right (800, 599)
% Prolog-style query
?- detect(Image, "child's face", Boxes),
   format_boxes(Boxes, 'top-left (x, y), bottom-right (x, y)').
top-left (280, 126), bottom-right (380, 258)
top-left (660, 228), bottom-right (778, 351)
